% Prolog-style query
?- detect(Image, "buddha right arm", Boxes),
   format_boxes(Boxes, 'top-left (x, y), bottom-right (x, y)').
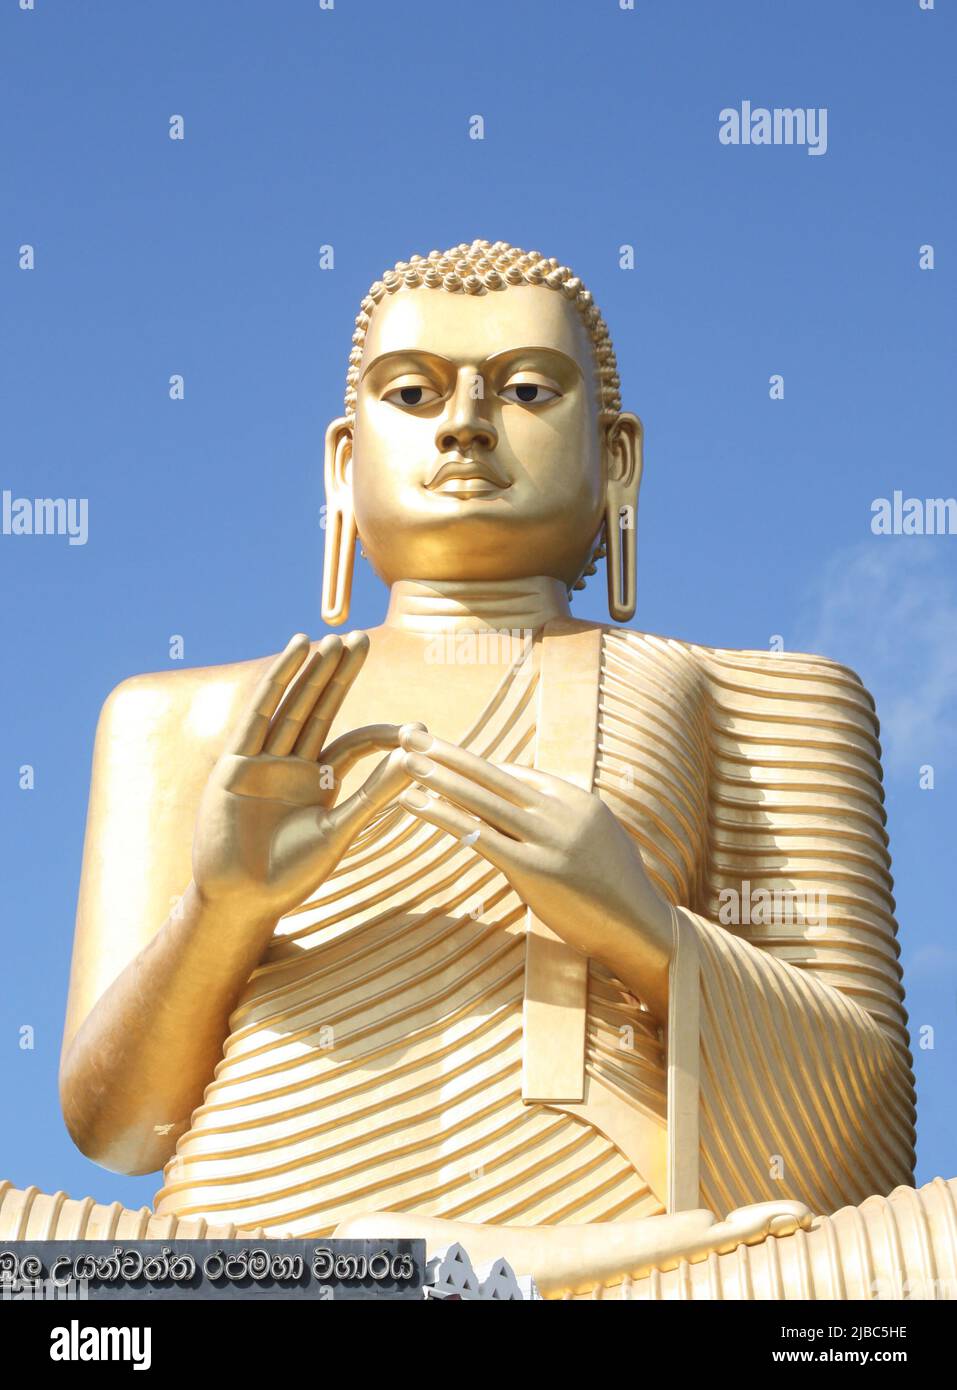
top-left (60, 882), bottom-right (285, 1176)
top-left (59, 633), bottom-right (415, 1176)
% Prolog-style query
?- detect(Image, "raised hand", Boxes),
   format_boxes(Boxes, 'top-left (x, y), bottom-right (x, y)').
top-left (193, 631), bottom-right (413, 923)
top-left (395, 728), bottom-right (675, 1013)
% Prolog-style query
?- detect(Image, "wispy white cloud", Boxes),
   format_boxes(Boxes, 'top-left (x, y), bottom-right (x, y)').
top-left (904, 943), bottom-right (957, 983)
top-left (795, 539), bottom-right (957, 776)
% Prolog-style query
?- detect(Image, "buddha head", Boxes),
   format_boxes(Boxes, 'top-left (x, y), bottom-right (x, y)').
top-left (321, 240), bottom-right (642, 625)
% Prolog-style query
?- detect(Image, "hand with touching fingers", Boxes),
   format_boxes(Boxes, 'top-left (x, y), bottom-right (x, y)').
top-left (396, 728), bottom-right (676, 1011)
top-left (192, 632), bottom-right (417, 923)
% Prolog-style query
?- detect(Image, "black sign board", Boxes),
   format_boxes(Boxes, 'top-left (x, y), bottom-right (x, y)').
top-left (1, 1239), bottom-right (426, 1301)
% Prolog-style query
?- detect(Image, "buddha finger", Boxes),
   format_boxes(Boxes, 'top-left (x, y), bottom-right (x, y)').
top-left (401, 753), bottom-right (531, 840)
top-left (295, 631), bottom-right (370, 760)
top-left (228, 633), bottom-right (311, 756)
top-left (322, 723), bottom-right (426, 784)
top-left (328, 747), bottom-right (412, 843)
top-left (399, 785), bottom-right (519, 873)
top-left (263, 635), bottom-right (343, 756)
top-left (398, 729), bottom-right (547, 810)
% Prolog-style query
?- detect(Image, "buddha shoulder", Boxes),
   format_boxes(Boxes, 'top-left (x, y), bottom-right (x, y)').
top-left (605, 626), bottom-right (880, 741)
top-left (88, 653), bottom-right (278, 817)
top-left (96, 651), bottom-right (275, 754)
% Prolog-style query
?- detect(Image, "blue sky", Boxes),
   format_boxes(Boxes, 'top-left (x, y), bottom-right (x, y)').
top-left (1, 0), bottom-right (954, 1213)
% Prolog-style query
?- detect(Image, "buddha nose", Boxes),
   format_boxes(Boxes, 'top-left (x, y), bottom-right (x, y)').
top-left (436, 377), bottom-right (498, 454)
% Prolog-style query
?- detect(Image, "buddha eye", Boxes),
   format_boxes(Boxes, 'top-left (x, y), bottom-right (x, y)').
top-left (499, 382), bottom-right (561, 406)
top-left (383, 384), bottom-right (442, 408)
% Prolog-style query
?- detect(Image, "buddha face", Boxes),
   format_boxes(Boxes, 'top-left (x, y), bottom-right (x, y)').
top-left (333, 285), bottom-right (639, 589)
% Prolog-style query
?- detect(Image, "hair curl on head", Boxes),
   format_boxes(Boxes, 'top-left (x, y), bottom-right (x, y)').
top-left (344, 238), bottom-right (621, 424)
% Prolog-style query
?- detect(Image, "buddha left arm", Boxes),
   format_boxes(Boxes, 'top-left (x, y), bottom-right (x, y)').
top-left (397, 730), bottom-right (674, 1018)
top-left (399, 730), bottom-right (916, 1211)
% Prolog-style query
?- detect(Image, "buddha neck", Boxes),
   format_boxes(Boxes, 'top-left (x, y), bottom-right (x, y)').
top-left (385, 577), bottom-right (571, 635)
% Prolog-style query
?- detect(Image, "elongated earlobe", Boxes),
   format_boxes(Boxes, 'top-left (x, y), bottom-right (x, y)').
top-left (604, 413), bottom-right (643, 623)
top-left (321, 417), bottom-right (358, 626)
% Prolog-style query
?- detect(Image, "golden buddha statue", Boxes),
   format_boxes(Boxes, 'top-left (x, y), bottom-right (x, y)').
top-left (3, 240), bottom-right (955, 1300)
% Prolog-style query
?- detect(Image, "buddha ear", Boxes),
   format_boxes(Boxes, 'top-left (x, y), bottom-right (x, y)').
top-left (602, 412), bottom-right (643, 623)
top-left (321, 417), bottom-right (358, 627)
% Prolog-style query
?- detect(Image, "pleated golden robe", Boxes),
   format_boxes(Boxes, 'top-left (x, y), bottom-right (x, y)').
top-left (152, 624), bottom-right (915, 1236)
